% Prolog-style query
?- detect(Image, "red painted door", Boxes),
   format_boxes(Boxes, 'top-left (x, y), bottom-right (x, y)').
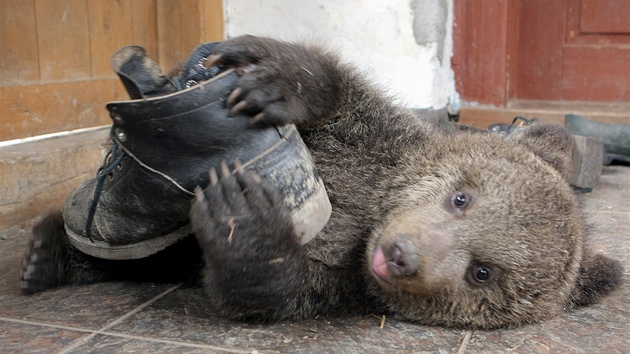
top-left (454, 0), bottom-right (630, 107)
top-left (517, 0), bottom-right (630, 102)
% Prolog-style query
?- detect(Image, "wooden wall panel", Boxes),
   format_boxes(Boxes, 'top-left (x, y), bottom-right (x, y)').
top-left (34, 0), bottom-right (91, 81)
top-left (157, 0), bottom-right (224, 71)
top-left (0, 0), bottom-right (40, 84)
top-left (0, 127), bottom-right (108, 231)
top-left (0, 80), bottom-right (123, 140)
top-left (1, 0), bottom-right (224, 228)
top-left (157, 0), bottom-right (200, 71)
top-left (199, 0), bottom-right (225, 43)
top-left (0, 0), bottom-right (223, 141)
top-left (88, 0), bottom-right (134, 78)
top-left (132, 0), bottom-right (159, 60)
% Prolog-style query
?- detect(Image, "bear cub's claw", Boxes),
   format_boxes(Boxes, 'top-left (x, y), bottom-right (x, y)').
top-left (20, 238), bottom-right (44, 294)
top-left (191, 160), bottom-right (293, 254)
top-left (208, 35), bottom-right (342, 128)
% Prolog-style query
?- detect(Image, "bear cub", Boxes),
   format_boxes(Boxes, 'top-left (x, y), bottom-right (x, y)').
top-left (21, 35), bottom-right (622, 329)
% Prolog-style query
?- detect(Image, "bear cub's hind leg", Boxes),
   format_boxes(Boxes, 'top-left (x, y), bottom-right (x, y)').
top-left (191, 161), bottom-right (310, 321)
top-left (20, 211), bottom-right (112, 294)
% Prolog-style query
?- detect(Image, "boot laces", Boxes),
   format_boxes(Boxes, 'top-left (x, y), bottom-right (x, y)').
top-left (85, 132), bottom-right (126, 242)
top-left (508, 116), bottom-right (536, 132)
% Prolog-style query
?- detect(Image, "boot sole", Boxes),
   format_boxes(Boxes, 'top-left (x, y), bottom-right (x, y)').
top-left (66, 223), bottom-right (191, 260)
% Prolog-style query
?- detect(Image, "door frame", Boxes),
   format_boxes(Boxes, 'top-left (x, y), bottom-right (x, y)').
top-left (452, 0), bottom-right (520, 107)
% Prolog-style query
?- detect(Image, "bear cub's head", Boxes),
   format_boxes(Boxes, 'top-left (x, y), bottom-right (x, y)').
top-left (366, 123), bottom-right (623, 329)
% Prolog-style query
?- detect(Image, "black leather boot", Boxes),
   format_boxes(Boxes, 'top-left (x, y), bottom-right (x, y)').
top-left (565, 114), bottom-right (630, 165)
top-left (63, 44), bottom-right (331, 260)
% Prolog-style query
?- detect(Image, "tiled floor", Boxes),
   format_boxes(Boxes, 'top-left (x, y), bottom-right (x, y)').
top-left (1, 166), bottom-right (628, 353)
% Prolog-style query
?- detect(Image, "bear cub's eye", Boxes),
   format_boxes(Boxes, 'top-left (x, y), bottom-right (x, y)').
top-left (467, 264), bottom-right (495, 285)
top-left (450, 192), bottom-right (471, 213)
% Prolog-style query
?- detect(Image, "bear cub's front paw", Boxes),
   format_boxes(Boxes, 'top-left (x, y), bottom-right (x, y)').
top-left (205, 35), bottom-right (340, 127)
top-left (190, 160), bottom-right (295, 258)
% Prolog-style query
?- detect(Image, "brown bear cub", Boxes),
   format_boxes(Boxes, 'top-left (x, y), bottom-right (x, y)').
top-left (21, 35), bottom-right (622, 329)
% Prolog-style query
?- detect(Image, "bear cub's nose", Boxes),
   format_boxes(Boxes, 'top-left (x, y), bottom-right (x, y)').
top-left (387, 234), bottom-right (419, 277)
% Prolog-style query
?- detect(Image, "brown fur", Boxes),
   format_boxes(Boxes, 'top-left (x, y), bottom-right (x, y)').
top-left (21, 35), bottom-right (622, 329)
top-left (197, 35), bottom-right (622, 328)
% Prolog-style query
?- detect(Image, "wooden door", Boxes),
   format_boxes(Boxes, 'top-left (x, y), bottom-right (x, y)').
top-left (517, 0), bottom-right (630, 102)
top-left (454, 0), bottom-right (630, 107)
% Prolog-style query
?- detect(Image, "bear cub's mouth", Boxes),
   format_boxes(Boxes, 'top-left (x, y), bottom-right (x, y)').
top-left (371, 245), bottom-right (392, 283)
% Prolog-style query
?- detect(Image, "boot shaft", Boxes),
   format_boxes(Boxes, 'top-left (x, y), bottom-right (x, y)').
top-left (106, 69), bottom-right (285, 193)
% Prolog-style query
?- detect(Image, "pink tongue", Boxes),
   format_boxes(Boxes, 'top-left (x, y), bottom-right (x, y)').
top-left (372, 245), bottom-right (391, 282)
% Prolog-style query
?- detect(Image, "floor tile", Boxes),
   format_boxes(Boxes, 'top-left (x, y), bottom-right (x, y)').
top-left (58, 333), bottom-right (250, 354)
top-left (1, 166), bottom-right (628, 353)
top-left (0, 319), bottom-right (88, 354)
top-left (107, 286), bottom-right (468, 353)
top-left (582, 165), bottom-right (630, 212)
top-left (0, 281), bottom-right (178, 330)
top-left (464, 307), bottom-right (630, 354)
top-left (584, 210), bottom-right (630, 264)
top-left (464, 282), bottom-right (629, 353)
top-left (0, 221), bottom-right (33, 299)
top-left (0, 219), bottom-right (179, 330)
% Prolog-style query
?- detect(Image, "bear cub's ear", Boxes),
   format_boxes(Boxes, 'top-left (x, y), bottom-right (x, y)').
top-left (507, 123), bottom-right (575, 180)
top-left (570, 250), bottom-right (624, 307)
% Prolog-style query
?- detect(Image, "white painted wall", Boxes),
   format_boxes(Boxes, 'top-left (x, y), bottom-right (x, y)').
top-left (223, 0), bottom-right (458, 110)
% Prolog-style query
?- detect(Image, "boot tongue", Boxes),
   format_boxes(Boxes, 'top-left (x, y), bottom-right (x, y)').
top-left (111, 46), bottom-right (176, 99)
top-left (174, 42), bottom-right (224, 89)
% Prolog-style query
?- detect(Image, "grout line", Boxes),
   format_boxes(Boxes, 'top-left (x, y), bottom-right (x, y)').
top-left (95, 331), bottom-right (251, 353)
top-left (0, 316), bottom-right (94, 334)
top-left (455, 330), bottom-right (473, 354)
top-left (0, 314), bottom-right (251, 354)
top-left (98, 283), bottom-right (183, 333)
top-left (57, 283), bottom-right (182, 354)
